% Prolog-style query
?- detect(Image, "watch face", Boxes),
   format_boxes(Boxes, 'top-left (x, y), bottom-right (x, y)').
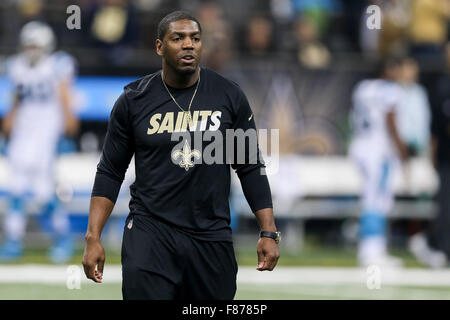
top-left (275, 232), bottom-right (281, 244)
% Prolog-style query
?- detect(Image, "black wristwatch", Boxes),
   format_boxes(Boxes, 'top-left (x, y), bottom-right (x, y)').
top-left (259, 231), bottom-right (281, 244)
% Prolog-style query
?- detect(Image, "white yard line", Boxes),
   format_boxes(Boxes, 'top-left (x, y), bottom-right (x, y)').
top-left (237, 284), bottom-right (450, 300)
top-left (237, 266), bottom-right (450, 287)
top-left (0, 265), bottom-right (450, 287)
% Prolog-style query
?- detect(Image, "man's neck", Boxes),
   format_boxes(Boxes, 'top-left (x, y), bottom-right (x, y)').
top-left (162, 63), bottom-right (200, 88)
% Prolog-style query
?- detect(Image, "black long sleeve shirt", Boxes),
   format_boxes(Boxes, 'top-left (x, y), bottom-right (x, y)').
top-left (432, 74), bottom-right (450, 166)
top-left (92, 67), bottom-right (272, 242)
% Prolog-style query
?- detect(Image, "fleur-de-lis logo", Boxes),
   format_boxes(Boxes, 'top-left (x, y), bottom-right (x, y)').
top-left (171, 140), bottom-right (201, 171)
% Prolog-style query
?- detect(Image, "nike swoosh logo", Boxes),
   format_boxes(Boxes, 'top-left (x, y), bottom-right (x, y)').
top-left (248, 114), bottom-right (253, 121)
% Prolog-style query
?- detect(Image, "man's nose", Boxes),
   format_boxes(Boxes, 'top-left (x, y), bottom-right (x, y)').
top-left (182, 38), bottom-right (194, 49)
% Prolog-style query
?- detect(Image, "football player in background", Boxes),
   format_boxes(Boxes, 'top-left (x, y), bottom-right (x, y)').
top-left (0, 21), bottom-right (79, 263)
top-left (396, 57), bottom-right (430, 158)
top-left (396, 56), bottom-right (447, 268)
top-left (349, 57), bottom-right (408, 267)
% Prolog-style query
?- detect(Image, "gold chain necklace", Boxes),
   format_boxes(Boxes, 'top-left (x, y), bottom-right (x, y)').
top-left (161, 68), bottom-right (200, 123)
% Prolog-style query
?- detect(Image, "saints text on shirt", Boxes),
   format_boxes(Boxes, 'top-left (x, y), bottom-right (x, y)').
top-left (147, 110), bottom-right (222, 135)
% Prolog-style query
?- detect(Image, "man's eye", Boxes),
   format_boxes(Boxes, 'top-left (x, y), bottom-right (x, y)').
top-left (173, 38), bottom-right (180, 41)
top-left (194, 37), bottom-right (200, 42)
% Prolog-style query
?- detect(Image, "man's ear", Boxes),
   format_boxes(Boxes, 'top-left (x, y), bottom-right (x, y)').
top-left (156, 39), bottom-right (163, 57)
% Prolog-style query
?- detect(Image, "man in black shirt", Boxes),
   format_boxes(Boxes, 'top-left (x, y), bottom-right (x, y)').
top-left (82, 11), bottom-right (279, 299)
top-left (429, 43), bottom-right (450, 260)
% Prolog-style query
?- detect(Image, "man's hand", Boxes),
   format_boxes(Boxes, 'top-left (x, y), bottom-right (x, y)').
top-left (59, 81), bottom-right (79, 137)
top-left (83, 197), bottom-right (115, 283)
top-left (64, 114), bottom-right (79, 137)
top-left (2, 113), bottom-right (14, 137)
top-left (398, 143), bottom-right (410, 167)
top-left (2, 94), bottom-right (19, 137)
top-left (82, 236), bottom-right (105, 283)
top-left (386, 111), bottom-right (409, 165)
top-left (256, 237), bottom-right (280, 271)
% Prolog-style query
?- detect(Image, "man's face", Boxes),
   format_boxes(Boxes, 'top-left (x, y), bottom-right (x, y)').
top-left (22, 44), bottom-right (46, 65)
top-left (400, 59), bottom-right (418, 84)
top-left (385, 64), bottom-right (402, 82)
top-left (156, 19), bottom-right (202, 74)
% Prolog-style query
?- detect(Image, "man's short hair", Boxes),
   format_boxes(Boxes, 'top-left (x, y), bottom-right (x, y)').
top-left (157, 11), bottom-right (202, 40)
top-left (375, 55), bottom-right (403, 78)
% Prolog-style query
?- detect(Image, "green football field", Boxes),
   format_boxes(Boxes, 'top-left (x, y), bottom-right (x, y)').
top-left (0, 242), bottom-right (427, 267)
top-left (1, 282), bottom-right (450, 300)
top-left (0, 244), bottom-right (449, 300)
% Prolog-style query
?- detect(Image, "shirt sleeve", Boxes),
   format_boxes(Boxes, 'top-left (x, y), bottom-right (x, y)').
top-left (53, 51), bottom-right (77, 83)
top-left (91, 92), bottom-right (135, 203)
top-left (382, 83), bottom-right (402, 113)
top-left (230, 88), bottom-right (273, 212)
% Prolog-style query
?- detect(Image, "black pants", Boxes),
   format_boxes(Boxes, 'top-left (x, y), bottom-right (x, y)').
top-left (428, 165), bottom-right (450, 258)
top-left (121, 214), bottom-right (238, 300)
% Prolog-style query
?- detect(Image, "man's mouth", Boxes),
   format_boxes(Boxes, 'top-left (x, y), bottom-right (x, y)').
top-left (180, 55), bottom-right (195, 64)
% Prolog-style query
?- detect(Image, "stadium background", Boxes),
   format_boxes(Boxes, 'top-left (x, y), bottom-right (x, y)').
top-left (0, 0), bottom-right (449, 299)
